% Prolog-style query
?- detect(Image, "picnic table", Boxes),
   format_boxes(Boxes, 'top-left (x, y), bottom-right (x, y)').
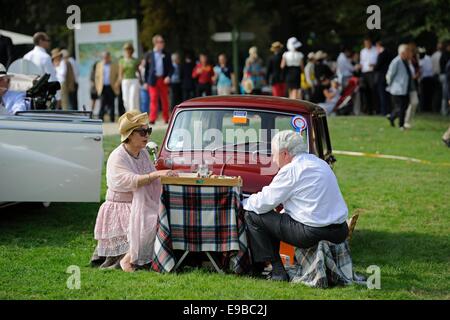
top-left (151, 175), bottom-right (250, 274)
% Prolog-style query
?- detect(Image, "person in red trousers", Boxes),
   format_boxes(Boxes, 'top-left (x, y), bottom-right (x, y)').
top-left (144, 35), bottom-right (174, 124)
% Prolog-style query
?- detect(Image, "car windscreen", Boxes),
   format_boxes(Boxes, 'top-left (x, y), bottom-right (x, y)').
top-left (166, 108), bottom-right (309, 154)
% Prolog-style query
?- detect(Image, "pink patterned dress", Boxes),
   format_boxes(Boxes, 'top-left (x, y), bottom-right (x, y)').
top-left (93, 144), bottom-right (162, 266)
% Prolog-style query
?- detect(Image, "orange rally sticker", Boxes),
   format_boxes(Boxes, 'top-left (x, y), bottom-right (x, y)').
top-left (232, 111), bottom-right (248, 124)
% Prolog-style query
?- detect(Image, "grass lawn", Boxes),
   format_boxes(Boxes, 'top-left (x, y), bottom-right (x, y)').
top-left (0, 115), bottom-right (449, 300)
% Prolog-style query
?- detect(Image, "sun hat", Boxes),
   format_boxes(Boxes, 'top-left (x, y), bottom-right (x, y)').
top-left (270, 41), bottom-right (284, 52)
top-left (51, 48), bottom-right (62, 60)
top-left (307, 52), bottom-right (315, 60)
top-left (123, 42), bottom-right (134, 51)
top-left (0, 63), bottom-right (13, 78)
top-left (314, 50), bottom-right (327, 60)
top-left (118, 110), bottom-right (150, 143)
top-left (286, 37), bottom-right (302, 51)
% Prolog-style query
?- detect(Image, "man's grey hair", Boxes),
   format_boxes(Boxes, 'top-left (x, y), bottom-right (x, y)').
top-left (398, 44), bottom-right (409, 55)
top-left (271, 130), bottom-right (307, 156)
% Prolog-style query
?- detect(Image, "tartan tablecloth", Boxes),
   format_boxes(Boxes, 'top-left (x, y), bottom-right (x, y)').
top-left (152, 184), bottom-right (250, 273)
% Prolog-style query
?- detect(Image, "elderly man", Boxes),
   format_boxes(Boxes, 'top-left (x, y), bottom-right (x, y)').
top-left (386, 44), bottom-right (413, 130)
top-left (0, 63), bottom-right (28, 115)
top-left (243, 130), bottom-right (349, 281)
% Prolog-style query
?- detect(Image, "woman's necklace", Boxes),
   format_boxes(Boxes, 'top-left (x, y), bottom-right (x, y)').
top-left (123, 144), bottom-right (139, 159)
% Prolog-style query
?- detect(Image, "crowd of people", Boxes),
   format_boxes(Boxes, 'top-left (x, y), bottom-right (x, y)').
top-left (1, 31), bottom-right (450, 146)
top-left (84, 33), bottom-right (450, 137)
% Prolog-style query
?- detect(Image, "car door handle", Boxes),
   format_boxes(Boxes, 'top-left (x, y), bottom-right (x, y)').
top-left (84, 136), bottom-right (102, 142)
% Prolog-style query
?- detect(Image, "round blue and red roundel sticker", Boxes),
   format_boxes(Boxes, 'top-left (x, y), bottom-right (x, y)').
top-left (291, 115), bottom-right (307, 133)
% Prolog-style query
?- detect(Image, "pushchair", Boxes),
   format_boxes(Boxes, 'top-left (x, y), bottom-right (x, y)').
top-left (332, 76), bottom-right (359, 115)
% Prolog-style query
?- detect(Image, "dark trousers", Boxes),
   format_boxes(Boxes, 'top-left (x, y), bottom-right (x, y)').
top-left (376, 74), bottom-right (391, 115)
top-left (390, 94), bottom-right (409, 128)
top-left (361, 72), bottom-right (378, 114)
top-left (419, 77), bottom-right (434, 112)
top-left (170, 82), bottom-right (182, 110)
top-left (244, 210), bottom-right (348, 263)
top-left (182, 88), bottom-right (195, 101)
top-left (196, 83), bottom-right (212, 97)
top-left (68, 83), bottom-right (78, 110)
top-left (431, 75), bottom-right (442, 113)
top-left (99, 85), bottom-right (116, 122)
top-left (118, 89), bottom-right (125, 117)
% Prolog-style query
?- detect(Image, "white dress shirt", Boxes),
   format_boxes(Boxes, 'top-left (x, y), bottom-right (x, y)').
top-left (24, 46), bottom-right (60, 100)
top-left (431, 51), bottom-right (441, 75)
top-left (242, 153), bottom-right (348, 227)
top-left (420, 55), bottom-right (433, 79)
top-left (336, 52), bottom-right (354, 78)
top-left (360, 46), bottom-right (378, 73)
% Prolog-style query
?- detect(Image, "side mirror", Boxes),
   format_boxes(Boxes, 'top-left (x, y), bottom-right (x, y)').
top-left (146, 141), bottom-right (159, 162)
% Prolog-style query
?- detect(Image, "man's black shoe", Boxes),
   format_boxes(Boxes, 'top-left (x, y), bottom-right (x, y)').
top-left (388, 116), bottom-right (395, 127)
top-left (268, 271), bottom-right (289, 282)
top-left (443, 138), bottom-right (450, 148)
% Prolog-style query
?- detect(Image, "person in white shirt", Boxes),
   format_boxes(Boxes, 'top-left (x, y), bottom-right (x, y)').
top-left (359, 37), bottom-right (379, 114)
top-left (281, 37), bottom-right (304, 99)
top-left (418, 47), bottom-right (434, 112)
top-left (336, 47), bottom-right (355, 88)
top-left (243, 130), bottom-right (349, 281)
top-left (431, 43), bottom-right (443, 113)
top-left (0, 63), bottom-right (29, 115)
top-left (52, 48), bottom-right (69, 110)
top-left (23, 32), bottom-right (60, 107)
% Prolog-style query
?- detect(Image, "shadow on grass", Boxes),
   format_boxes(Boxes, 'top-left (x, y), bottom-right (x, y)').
top-left (0, 202), bottom-right (99, 247)
top-left (350, 229), bottom-right (449, 266)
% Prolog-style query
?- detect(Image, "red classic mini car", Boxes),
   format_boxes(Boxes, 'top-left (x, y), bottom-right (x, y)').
top-left (153, 95), bottom-right (335, 261)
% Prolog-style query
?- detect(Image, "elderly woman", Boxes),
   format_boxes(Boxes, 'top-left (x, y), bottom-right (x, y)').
top-left (243, 130), bottom-right (349, 281)
top-left (91, 110), bottom-right (177, 271)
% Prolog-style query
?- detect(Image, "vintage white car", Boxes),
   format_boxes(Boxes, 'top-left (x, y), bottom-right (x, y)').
top-left (0, 111), bottom-right (103, 207)
top-left (0, 59), bottom-right (104, 207)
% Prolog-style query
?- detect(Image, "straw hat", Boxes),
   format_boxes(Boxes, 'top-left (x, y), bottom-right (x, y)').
top-left (118, 110), bottom-right (149, 143)
top-left (270, 41), bottom-right (284, 52)
top-left (314, 50), bottom-right (327, 60)
top-left (123, 42), bottom-right (134, 52)
top-left (51, 48), bottom-right (62, 60)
